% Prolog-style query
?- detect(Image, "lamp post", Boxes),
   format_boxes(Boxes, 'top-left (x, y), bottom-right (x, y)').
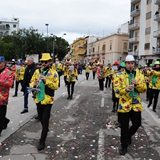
top-left (62, 33), bottom-right (66, 38)
top-left (51, 34), bottom-right (56, 63)
top-left (45, 23), bottom-right (49, 52)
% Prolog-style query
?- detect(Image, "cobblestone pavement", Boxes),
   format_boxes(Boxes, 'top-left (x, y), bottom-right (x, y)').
top-left (0, 78), bottom-right (160, 160)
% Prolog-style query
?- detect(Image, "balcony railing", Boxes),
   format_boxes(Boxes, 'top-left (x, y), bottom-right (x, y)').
top-left (153, 30), bottom-right (160, 38)
top-left (0, 26), bottom-right (10, 30)
top-left (129, 22), bottom-right (140, 30)
top-left (154, 14), bottom-right (160, 21)
top-left (131, 0), bottom-right (140, 4)
top-left (155, 0), bottom-right (160, 5)
top-left (153, 48), bottom-right (160, 54)
top-left (128, 50), bottom-right (139, 56)
top-left (129, 37), bottom-right (139, 43)
top-left (78, 52), bottom-right (85, 55)
top-left (130, 9), bottom-right (140, 17)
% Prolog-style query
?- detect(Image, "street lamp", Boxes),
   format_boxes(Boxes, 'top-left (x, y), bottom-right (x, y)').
top-left (45, 23), bottom-right (49, 52)
top-left (62, 33), bottom-right (66, 38)
top-left (51, 33), bottom-right (56, 63)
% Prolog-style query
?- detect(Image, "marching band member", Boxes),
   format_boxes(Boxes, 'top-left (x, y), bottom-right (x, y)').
top-left (66, 62), bottom-right (78, 99)
top-left (85, 63), bottom-right (91, 80)
top-left (114, 55), bottom-right (146, 155)
top-left (91, 61), bottom-right (97, 79)
top-left (52, 58), bottom-right (62, 87)
top-left (97, 62), bottom-right (105, 91)
top-left (112, 62), bottom-right (125, 112)
top-left (0, 56), bottom-right (14, 136)
top-left (105, 62), bottom-right (113, 88)
top-left (30, 53), bottom-right (59, 151)
top-left (63, 61), bottom-right (70, 86)
top-left (12, 61), bottom-right (25, 97)
top-left (147, 61), bottom-right (160, 112)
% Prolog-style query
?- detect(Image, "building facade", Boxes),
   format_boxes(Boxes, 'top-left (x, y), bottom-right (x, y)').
top-left (0, 18), bottom-right (19, 38)
top-left (129, 0), bottom-right (160, 66)
top-left (86, 33), bottom-right (129, 65)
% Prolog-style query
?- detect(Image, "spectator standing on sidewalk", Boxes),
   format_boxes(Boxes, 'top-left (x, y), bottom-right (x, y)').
top-left (21, 57), bottom-right (37, 114)
top-left (114, 55), bottom-right (147, 155)
top-left (30, 53), bottom-right (59, 151)
top-left (0, 56), bottom-right (14, 136)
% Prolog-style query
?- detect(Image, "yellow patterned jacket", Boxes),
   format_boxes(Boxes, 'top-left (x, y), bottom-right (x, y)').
top-left (15, 65), bottom-right (25, 81)
top-left (63, 65), bottom-right (69, 76)
top-left (114, 69), bottom-right (147, 113)
top-left (67, 67), bottom-right (78, 82)
top-left (104, 66), bottom-right (114, 78)
top-left (147, 70), bottom-right (160, 90)
top-left (52, 63), bottom-right (62, 72)
top-left (30, 68), bottom-right (59, 105)
top-left (85, 65), bottom-right (91, 73)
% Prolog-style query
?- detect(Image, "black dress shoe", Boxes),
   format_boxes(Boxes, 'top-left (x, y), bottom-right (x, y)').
top-left (147, 104), bottom-right (151, 108)
top-left (21, 109), bottom-right (28, 114)
top-left (12, 95), bottom-right (17, 97)
top-left (67, 96), bottom-right (70, 100)
top-left (37, 142), bottom-right (45, 151)
top-left (70, 96), bottom-right (72, 99)
top-left (119, 147), bottom-right (127, 155)
top-left (3, 118), bottom-right (10, 129)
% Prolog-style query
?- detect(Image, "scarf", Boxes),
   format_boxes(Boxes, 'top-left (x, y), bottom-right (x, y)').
top-left (152, 75), bottom-right (157, 87)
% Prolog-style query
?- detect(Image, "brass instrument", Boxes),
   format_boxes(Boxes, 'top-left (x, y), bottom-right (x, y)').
top-left (130, 70), bottom-right (137, 104)
top-left (106, 71), bottom-right (118, 77)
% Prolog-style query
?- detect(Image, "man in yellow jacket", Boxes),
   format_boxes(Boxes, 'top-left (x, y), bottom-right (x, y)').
top-left (114, 55), bottom-right (146, 155)
top-left (30, 53), bottom-right (59, 151)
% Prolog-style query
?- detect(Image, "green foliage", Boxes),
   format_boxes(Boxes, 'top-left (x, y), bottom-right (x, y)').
top-left (0, 27), bottom-right (69, 61)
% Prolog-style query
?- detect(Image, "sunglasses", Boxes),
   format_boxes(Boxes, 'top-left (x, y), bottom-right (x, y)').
top-left (41, 61), bottom-right (49, 64)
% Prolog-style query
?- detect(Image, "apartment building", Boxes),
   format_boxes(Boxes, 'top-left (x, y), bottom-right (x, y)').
top-left (0, 18), bottom-right (19, 38)
top-left (87, 33), bottom-right (129, 65)
top-left (129, 0), bottom-right (160, 66)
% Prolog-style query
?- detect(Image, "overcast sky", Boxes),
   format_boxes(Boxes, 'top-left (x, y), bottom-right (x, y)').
top-left (1, 0), bottom-right (130, 44)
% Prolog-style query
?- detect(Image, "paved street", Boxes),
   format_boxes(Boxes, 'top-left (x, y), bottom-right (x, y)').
top-left (0, 72), bottom-right (160, 160)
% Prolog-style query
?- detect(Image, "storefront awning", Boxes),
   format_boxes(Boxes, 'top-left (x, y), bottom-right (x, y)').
top-left (89, 58), bottom-right (97, 63)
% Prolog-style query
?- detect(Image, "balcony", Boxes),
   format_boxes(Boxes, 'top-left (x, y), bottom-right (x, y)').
top-left (153, 48), bottom-right (160, 54)
top-left (129, 22), bottom-right (140, 30)
top-left (130, 9), bottom-right (140, 17)
top-left (100, 50), bottom-right (105, 54)
top-left (155, 0), bottom-right (160, 5)
top-left (154, 14), bottom-right (160, 21)
top-left (77, 44), bottom-right (83, 48)
top-left (131, 0), bottom-right (140, 4)
top-left (0, 25), bottom-right (10, 30)
top-left (78, 52), bottom-right (85, 55)
top-left (128, 50), bottom-right (139, 56)
top-left (153, 30), bottom-right (160, 38)
top-left (129, 37), bottom-right (139, 43)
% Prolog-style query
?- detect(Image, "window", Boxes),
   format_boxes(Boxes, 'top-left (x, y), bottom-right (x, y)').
top-left (13, 24), bottom-right (16, 28)
top-left (110, 41), bottom-right (112, 50)
top-left (147, 0), bottom-right (152, 5)
top-left (98, 46), bottom-right (100, 52)
top-left (145, 27), bottom-right (151, 35)
top-left (93, 47), bottom-right (95, 52)
top-left (123, 42), bottom-right (128, 51)
top-left (102, 44), bottom-right (106, 50)
top-left (144, 43), bottom-right (150, 50)
top-left (146, 11), bottom-right (151, 19)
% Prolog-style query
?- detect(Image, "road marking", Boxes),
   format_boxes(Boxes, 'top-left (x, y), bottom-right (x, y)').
top-left (97, 129), bottom-right (105, 160)
top-left (101, 98), bottom-right (104, 107)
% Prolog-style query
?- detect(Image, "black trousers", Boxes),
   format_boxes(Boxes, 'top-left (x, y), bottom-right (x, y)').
top-left (86, 73), bottom-right (89, 80)
top-left (14, 80), bottom-right (23, 95)
top-left (148, 88), bottom-right (160, 110)
top-left (118, 110), bottom-right (141, 148)
top-left (92, 71), bottom-right (96, 79)
top-left (146, 83), bottom-right (150, 100)
top-left (0, 105), bottom-right (9, 132)
top-left (67, 82), bottom-right (75, 98)
top-left (64, 76), bottom-right (67, 86)
top-left (99, 78), bottom-right (104, 90)
top-left (105, 77), bottom-right (111, 87)
top-left (37, 103), bottom-right (52, 142)
top-left (58, 71), bottom-right (62, 87)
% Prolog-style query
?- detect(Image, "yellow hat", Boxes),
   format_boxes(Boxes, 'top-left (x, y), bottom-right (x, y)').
top-left (40, 53), bottom-right (52, 61)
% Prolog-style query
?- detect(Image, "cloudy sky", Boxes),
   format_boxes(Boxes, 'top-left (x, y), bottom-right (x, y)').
top-left (1, 0), bottom-right (130, 44)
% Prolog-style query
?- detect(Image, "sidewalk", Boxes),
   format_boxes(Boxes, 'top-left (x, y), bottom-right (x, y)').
top-left (0, 74), bottom-right (160, 159)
